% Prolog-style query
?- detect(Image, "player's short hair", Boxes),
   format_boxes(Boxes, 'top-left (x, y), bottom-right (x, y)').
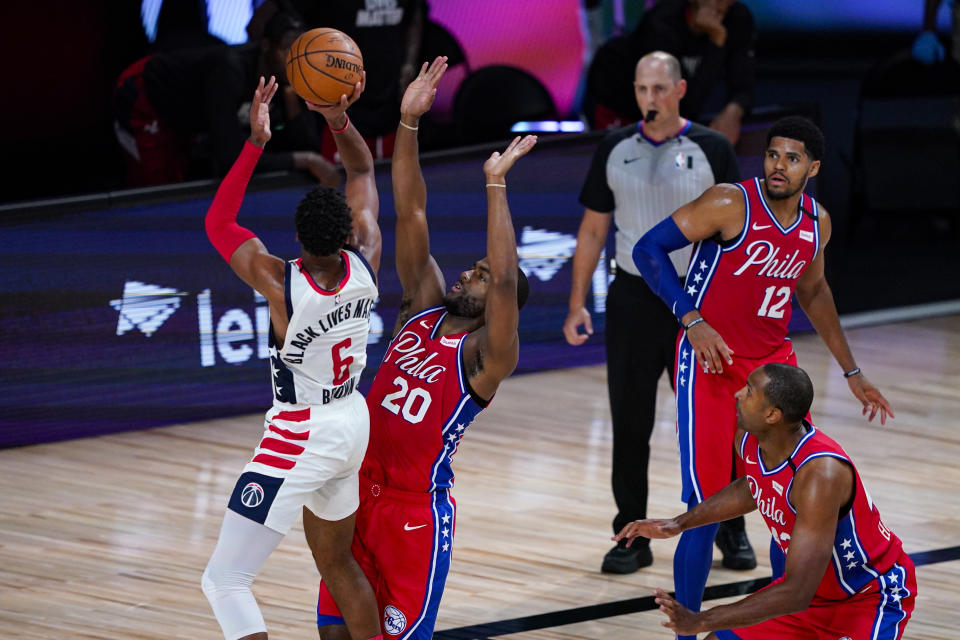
top-left (766, 116), bottom-right (825, 161)
top-left (263, 5), bottom-right (304, 44)
top-left (636, 51), bottom-right (682, 84)
top-left (761, 363), bottom-right (814, 424)
top-left (295, 186), bottom-right (353, 257)
top-left (517, 267), bottom-right (530, 310)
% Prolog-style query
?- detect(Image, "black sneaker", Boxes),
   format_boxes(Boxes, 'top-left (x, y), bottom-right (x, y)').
top-left (601, 542), bottom-right (653, 574)
top-left (715, 522), bottom-right (757, 570)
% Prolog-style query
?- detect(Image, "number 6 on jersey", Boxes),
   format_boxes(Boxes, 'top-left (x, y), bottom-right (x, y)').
top-left (331, 338), bottom-right (354, 385)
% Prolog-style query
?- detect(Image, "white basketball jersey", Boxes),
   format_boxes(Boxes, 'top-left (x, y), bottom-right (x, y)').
top-left (269, 247), bottom-right (378, 407)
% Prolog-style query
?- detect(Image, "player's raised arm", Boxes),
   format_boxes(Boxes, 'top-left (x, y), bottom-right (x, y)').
top-left (467, 135), bottom-right (538, 400)
top-left (631, 183), bottom-right (744, 374)
top-left (205, 76), bottom-right (285, 310)
top-left (793, 206), bottom-right (894, 424)
top-left (306, 73), bottom-right (381, 275)
top-left (391, 57), bottom-right (448, 321)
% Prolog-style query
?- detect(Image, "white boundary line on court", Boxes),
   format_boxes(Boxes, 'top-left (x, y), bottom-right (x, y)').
top-left (838, 299), bottom-right (960, 330)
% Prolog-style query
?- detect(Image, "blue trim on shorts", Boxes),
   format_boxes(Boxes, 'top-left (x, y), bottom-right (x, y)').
top-left (400, 490), bottom-right (455, 639)
top-left (317, 613), bottom-right (345, 627)
top-left (872, 562), bottom-right (912, 640)
top-left (713, 631), bottom-right (742, 640)
top-left (675, 332), bottom-right (703, 503)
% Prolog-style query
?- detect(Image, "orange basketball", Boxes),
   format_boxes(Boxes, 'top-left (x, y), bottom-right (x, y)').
top-left (285, 28), bottom-right (364, 106)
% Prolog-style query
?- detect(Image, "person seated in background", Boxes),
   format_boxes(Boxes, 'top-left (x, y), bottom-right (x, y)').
top-left (913, 0), bottom-right (959, 65)
top-left (113, 9), bottom-right (339, 187)
top-left (586, 0), bottom-right (755, 146)
top-left (247, 0), bottom-right (426, 162)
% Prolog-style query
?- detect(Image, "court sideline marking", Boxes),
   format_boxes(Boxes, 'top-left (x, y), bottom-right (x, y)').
top-left (435, 545), bottom-right (960, 639)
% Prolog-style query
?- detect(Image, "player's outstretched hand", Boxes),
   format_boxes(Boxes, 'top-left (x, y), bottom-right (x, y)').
top-left (613, 518), bottom-right (681, 545)
top-left (306, 71), bottom-right (366, 128)
top-left (249, 76), bottom-right (280, 147)
top-left (562, 306), bottom-right (593, 346)
top-left (654, 588), bottom-right (704, 636)
top-left (686, 319), bottom-right (734, 374)
top-left (483, 135), bottom-right (538, 181)
top-left (400, 56), bottom-right (448, 120)
top-left (846, 373), bottom-right (894, 425)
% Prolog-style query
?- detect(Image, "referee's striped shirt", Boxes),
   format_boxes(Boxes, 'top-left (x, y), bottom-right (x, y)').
top-left (579, 121), bottom-right (740, 278)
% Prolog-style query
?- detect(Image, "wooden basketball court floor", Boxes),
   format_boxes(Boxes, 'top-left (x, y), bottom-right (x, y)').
top-left (1, 315), bottom-right (958, 639)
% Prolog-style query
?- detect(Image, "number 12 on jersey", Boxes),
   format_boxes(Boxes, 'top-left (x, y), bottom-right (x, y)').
top-left (381, 376), bottom-right (432, 424)
top-left (757, 285), bottom-right (791, 319)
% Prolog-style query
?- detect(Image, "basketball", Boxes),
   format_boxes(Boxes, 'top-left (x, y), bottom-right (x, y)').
top-left (286, 28), bottom-right (364, 106)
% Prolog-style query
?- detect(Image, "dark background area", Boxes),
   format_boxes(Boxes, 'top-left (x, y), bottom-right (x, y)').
top-left (0, 2), bottom-right (947, 208)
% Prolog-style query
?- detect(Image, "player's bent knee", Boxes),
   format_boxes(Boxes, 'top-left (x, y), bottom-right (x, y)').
top-left (201, 562), bottom-right (254, 600)
top-left (201, 566), bottom-right (215, 598)
top-left (313, 548), bottom-right (358, 578)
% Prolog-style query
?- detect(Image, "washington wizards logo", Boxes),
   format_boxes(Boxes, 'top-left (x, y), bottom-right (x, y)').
top-left (241, 482), bottom-right (264, 508)
top-left (383, 605), bottom-right (406, 635)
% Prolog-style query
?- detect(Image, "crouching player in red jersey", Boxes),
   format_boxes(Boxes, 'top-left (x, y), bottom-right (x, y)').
top-left (315, 57), bottom-right (534, 639)
top-left (616, 363), bottom-right (916, 640)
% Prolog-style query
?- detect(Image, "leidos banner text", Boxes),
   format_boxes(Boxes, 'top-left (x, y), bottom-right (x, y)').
top-left (0, 145), bottom-right (610, 446)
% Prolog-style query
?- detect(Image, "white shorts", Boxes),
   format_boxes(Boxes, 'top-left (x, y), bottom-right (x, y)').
top-left (226, 392), bottom-right (370, 535)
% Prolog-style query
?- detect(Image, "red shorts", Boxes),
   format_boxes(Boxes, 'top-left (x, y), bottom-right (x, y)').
top-left (316, 475), bottom-right (456, 639)
top-left (716, 555), bottom-right (916, 640)
top-left (675, 334), bottom-right (798, 503)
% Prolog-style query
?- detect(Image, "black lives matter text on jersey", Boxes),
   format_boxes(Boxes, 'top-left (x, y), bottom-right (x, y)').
top-left (197, 289), bottom-right (381, 368)
top-left (281, 296), bottom-right (376, 365)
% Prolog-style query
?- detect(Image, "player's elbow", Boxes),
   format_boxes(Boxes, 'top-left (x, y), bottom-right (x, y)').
top-left (779, 578), bottom-right (817, 615)
top-left (794, 278), bottom-right (825, 308)
top-left (631, 237), bottom-right (660, 279)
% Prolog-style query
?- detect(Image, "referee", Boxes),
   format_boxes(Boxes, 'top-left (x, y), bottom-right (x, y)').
top-left (563, 51), bottom-right (751, 573)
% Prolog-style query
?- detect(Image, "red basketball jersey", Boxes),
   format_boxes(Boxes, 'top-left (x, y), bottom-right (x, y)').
top-left (361, 306), bottom-right (488, 493)
top-left (740, 425), bottom-right (905, 602)
top-left (686, 178), bottom-right (820, 359)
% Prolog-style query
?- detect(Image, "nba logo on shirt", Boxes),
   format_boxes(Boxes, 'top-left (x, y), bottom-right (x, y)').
top-left (383, 605), bottom-right (406, 635)
top-left (675, 151), bottom-right (685, 168)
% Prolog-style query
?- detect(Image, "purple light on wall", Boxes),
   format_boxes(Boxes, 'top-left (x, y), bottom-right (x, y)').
top-left (428, 0), bottom-right (587, 117)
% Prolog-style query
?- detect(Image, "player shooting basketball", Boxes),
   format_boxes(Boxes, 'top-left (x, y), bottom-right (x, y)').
top-left (201, 75), bottom-right (383, 640)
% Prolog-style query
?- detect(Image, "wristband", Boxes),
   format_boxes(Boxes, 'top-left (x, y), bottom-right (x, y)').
top-left (399, 120), bottom-right (419, 131)
top-left (843, 367), bottom-right (861, 378)
top-left (684, 317), bottom-right (705, 331)
top-left (329, 114), bottom-right (350, 134)
top-left (485, 183), bottom-right (507, 188)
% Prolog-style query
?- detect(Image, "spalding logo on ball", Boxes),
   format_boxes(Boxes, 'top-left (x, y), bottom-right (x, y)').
top-left (241, 482), bottom-right (265, 508)
top-left (286, 28), bottom-right (364, 106)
